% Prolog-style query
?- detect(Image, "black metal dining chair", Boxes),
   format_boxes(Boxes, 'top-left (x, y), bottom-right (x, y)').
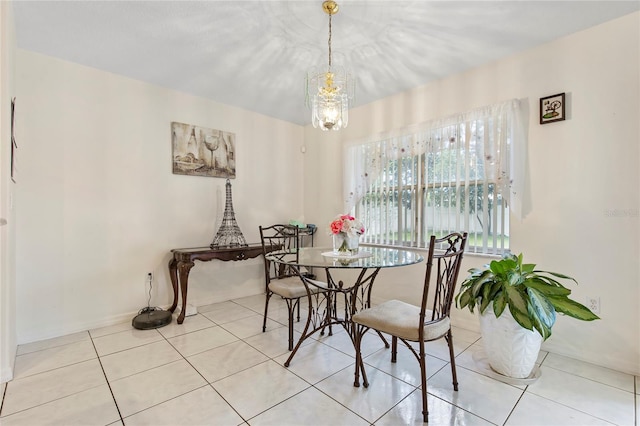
top-left (351, 232), bottom-right (468, 423)
top-left (259, 224), bottom-right (327, 351)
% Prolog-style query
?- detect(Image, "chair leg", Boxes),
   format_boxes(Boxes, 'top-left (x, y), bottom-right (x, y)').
top-left (419, 341), bottom-right (429, 423)
top-left (446, 330), bottom-right (459, 391)
top-left (262, 292), bottom-right (272, 332)
top-left (391, 336), bottom-right (398, 363)
top-left (353, 327), bottom-right (361, 387)
top-left (284, 295), bottom-right (314, 367)
top-left (286, 298), bottom-right (296, 351)
top-left (375, 330), bottom-right (390, 348)
top-left (353, 325), bottom-right (369, 388)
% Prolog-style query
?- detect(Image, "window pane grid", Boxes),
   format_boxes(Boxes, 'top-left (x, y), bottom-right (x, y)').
top-left (355, 110), bottom-right (511, 254)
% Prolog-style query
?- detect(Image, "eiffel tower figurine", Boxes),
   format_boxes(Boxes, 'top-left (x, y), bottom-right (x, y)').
top-left (210, 179), bottom-right (248, 248)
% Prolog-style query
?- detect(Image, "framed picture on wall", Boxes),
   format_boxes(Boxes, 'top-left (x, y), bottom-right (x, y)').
top-left (171, 122), bottom-right (236, 178)
top-left (540, 93), bottom-right (566, 124)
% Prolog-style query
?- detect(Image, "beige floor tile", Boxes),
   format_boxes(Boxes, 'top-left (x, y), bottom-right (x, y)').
top-left (229, 293), bottom-right (278, 313)
top-left (249, 386), bottom-right (369, 426)
top-left (92, 327), bottom-right (163, 356)
top-left (219, 313), bottom-right (282, 339)
top-left (527, 366), bottom-right (635, 425)
top-left (314, 364), bottom-right (416, 423)
top-left (199, 301), bottom-right (259, 324)
top-left (427, 366), bottom-right (523, 425)
top-left (124, 386), bottom-right (244, 426)
top-left (156, 313), bottom-right (215, 338)
top-left (110, 359), bottom-right (207, 418)
top-left (266, 304), bottom-right (306, 328)
top-left (506, 392), bottom-right (615, 425)
top-left (4, 293), bottom-right (637, 426)
top-left (454, 341), bottom-right (487, 374)
top-left (13, 339), bottom-right (97, 379)
top-left (212, 360), bottom-right (310, 419)
top-left (420, 336), bottom-right (475, 362)
top-left (89, 321), bottom-right (134, 339)
top-left (1, 359), bottom-right (106, 416)
top-left (376, 388), bottom-right (494, 426)
top-left (319, 327), bottom-right (389, 358)
top-left (0, 384), bottom-right (120, 426)
top-left (100, 340), bottom-right (182, 381)
top-left (16, 331), bottom-right (90, 356)
top-left (167, 325), bottom-right (238, 357)
top-left (244, 325), bottom-right (311, 359)
top-left (542, 352), bottom-right (635, 392)
top-left (188, 340), bottom-right (269, 383)
top-left (363, 343), bottom-right (448, 387)
top-left (273, 340), bottom-right (355, 384)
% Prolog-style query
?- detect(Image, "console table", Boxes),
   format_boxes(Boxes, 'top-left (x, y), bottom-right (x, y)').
top-left (168, 244), bottom-right (265, 324)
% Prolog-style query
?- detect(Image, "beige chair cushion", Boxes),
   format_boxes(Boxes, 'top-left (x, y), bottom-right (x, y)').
top-left (268, 276), bottom-right (327, 299)
top-left (351, 299), bottom-right (450, 341)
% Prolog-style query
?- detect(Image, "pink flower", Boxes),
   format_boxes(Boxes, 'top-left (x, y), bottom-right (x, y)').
top-left (329, 214), bottom-right (365, 237)
top-left (330, 220), bottom-right (343, 234)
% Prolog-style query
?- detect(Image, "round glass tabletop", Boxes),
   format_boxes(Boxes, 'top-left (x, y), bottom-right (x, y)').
top-left (266, 246), bottom-right (424, 269)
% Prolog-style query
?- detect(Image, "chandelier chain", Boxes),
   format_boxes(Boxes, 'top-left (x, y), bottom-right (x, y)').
top-left (328, 13), bottom-right (332, 69)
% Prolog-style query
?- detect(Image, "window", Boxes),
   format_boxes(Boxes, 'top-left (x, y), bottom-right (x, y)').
top-left (344, 100), bottom-right (525, 255)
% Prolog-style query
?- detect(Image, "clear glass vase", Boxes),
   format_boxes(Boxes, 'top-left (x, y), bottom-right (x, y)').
top-left (332, 233), bottom-right (359, 255)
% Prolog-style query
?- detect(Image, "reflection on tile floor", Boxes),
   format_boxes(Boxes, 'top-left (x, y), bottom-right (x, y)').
top-left (0, 294), bottom-right (637, 425)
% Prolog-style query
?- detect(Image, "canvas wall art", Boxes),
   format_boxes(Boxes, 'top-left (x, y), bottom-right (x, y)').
top-left (171, 122), bottom-right (236, 178)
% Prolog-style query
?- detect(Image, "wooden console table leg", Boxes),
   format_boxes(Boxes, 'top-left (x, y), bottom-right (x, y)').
top-left (177, 260), bottom-right (195, 324)
top-left (168, 258), bottom-right (179, 313)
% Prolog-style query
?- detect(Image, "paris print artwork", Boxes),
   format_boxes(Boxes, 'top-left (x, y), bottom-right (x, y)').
top-left (171, 122), bottom-right (236, 178)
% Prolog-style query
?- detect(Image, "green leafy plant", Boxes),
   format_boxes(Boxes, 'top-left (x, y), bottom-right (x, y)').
top-left (455, 253), bottom-right (599, 340)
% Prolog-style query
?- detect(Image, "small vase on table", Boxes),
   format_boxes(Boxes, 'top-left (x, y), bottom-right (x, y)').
top-left (333, 232), bottom-right (359, 256)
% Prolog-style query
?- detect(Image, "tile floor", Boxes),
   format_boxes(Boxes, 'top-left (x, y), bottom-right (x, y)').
top-left (0, 294), bottom-right (637, 425)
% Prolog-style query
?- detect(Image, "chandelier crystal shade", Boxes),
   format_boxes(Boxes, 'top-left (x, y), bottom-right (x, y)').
top-left (306, 1), bottom-right (354, 131)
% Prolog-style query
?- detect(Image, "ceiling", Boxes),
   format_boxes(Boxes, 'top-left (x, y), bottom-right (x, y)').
top-left (12, 1), bottom-right (640, 126)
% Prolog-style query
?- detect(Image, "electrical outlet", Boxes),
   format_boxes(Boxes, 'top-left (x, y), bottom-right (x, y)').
top-left (586, 296), bottom-right (600, 314)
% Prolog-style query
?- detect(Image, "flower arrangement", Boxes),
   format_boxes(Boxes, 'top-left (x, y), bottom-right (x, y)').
top-left (329, 214), bottom-right (365, 237)
top-left (329, 214), bottom-right (365, 255)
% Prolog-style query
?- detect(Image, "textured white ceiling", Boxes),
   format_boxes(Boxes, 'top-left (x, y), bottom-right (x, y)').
top-left (12, 1), bottom-right (640, 126)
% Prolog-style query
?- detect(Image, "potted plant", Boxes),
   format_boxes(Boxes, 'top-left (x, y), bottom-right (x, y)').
top-left (455, 253), bottom-right (599, 378)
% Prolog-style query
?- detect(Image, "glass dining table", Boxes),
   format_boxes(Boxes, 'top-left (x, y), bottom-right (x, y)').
top-left (265, 246), bottom-right (424, 373)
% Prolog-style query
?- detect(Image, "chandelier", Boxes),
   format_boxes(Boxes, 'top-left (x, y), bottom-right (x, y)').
top-left (306, 1), bottom-right (354, 131)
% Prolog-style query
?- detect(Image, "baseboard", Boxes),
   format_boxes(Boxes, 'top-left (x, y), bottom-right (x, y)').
top-left (1, 364), bottom-right (14, 384)
top-left (541, 340), bottom-right (640, 377)
top-left (16, 307), bottom-right (170, 346)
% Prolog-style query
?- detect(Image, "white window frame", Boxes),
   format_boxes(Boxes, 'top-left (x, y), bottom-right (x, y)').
top-left (343, 99), bottom-right (526, 255)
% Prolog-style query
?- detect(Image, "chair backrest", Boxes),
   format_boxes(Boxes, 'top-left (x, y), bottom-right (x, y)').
top-left (259, 224), bottom-right (300, 283)
top-left (420, 232), bottom-right (468, 328)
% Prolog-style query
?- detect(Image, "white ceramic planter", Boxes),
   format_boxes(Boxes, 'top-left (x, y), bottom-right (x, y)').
top-left (479, 304), bottom-right (543, 378)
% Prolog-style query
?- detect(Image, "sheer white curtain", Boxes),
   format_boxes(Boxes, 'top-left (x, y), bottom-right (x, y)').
top-left (343, 99), bottom-right (527, 220)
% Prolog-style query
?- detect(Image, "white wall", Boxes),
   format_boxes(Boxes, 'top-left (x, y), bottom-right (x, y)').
top-left (304, 12), bottom-right (640, 374)
top-left (0, 1), bottom-right (17, 383)
top-left (15, 50), bottom-right (305, 343)
top-left (10, 9), bottom-right (639, 377)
